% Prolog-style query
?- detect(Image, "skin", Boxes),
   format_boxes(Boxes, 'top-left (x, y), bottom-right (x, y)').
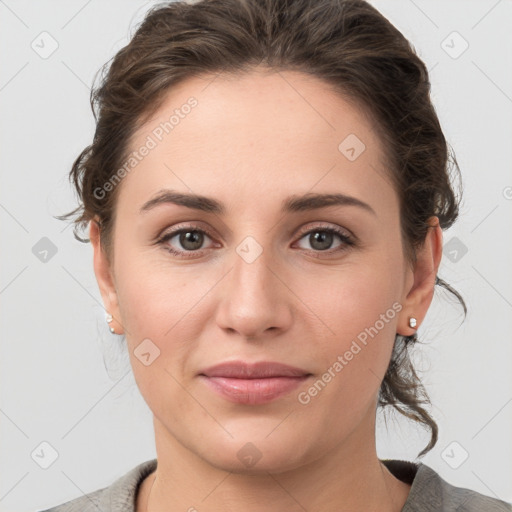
top-left (89, 67), bottom-right (442, 512)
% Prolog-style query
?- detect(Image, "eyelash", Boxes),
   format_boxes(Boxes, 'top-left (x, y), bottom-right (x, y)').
top-left (156, 223), bottom-right (355, 259)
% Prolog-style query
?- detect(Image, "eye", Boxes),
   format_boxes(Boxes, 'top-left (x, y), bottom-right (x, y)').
top-left (156, 223), bottom-right (355, 259)
top-left (157, 224), bottom-right (216, 258)
top-left (294, 224), bottom-right (355, 255)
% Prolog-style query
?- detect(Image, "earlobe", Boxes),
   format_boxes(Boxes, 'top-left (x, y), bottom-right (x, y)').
top-left (397, 217), bottom-right (443, 336)
top-left (89, 218), bottom-right (124, 335)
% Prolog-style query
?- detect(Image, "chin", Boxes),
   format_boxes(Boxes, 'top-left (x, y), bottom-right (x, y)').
top-left (200, 431), bottom-right (311, 475)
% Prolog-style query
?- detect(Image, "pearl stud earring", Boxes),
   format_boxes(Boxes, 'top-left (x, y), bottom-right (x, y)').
top-left (408, 317), bottom-right (417, 329)
top-left (106, 313), bottom-right (115, 334)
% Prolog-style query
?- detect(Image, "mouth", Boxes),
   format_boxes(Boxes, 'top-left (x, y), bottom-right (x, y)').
top-left (198, 360), bottom-right (312, 405)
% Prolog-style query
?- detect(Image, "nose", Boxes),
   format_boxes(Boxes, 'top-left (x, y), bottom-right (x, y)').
top-left (214, 241), bottom-right (293, 341)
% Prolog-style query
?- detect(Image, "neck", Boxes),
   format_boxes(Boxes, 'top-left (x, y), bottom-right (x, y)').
top-left (137, 408), bottom-right (411, 512)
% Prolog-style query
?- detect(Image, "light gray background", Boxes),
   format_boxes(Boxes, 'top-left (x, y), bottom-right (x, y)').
top-left (1, 1), bottom-right (511, 511)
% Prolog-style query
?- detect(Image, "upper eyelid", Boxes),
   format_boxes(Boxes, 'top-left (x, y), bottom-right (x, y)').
top-left (296, 223), bottom-right (352, 237)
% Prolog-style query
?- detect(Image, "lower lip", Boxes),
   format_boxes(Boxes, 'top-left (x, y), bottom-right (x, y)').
top-left (199, 375), bottom-right (310, 405)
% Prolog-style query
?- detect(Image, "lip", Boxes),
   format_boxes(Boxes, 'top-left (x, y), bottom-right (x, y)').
top-left (199, 360), bottom-right (311, 379)
top-left (198, 361), bottom-right (312, 405)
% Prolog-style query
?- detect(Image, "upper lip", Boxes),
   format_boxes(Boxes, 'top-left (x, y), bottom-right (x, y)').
top-left (199, 361), bottom-right (311, 378)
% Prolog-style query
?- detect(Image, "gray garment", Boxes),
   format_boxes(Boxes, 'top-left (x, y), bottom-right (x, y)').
top-left (37, 458), bottom-right (512, 511)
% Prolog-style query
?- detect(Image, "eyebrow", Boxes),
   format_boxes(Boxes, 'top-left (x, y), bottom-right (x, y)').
top-left (139, 189), bottom-right (376, 216)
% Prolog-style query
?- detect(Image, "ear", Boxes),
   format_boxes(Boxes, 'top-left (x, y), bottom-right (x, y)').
top-left (397, 216), bottom-right (443, 336)
top-left (89, 217), bottom-right (124, 335)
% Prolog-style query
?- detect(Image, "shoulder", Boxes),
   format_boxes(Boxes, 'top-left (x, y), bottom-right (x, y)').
top-left (394, 460), bottom-right (512, 512)
top-left (36, 459), bottom-right (157, 512)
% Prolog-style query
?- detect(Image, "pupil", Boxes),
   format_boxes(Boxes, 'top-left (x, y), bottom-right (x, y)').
top-left (311, 231), bottom-right (332, 250)
top-left (181, 231), bottom-right (203, 250)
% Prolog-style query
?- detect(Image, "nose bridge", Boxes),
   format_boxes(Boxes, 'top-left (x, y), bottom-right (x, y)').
top-left (233, 232), bottom-right (279, 306)
top-left (234, 234), bottom-right (274, 294)
top-left (215, 232), bottom-right (291, 338)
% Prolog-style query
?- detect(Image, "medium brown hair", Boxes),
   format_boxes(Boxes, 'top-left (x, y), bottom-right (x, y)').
top-left (57, 0), bottom-right (467, 458)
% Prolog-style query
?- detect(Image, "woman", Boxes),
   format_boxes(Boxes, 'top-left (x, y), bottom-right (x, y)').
top-left (41, 0), bottom-right (511, 510)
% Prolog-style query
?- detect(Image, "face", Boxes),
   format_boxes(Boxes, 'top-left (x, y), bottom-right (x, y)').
top-left (91, 67), bottom-right (441, 473)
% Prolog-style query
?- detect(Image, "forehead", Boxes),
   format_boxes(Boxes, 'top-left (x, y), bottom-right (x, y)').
top-left (117, 68), bottom-right (395, 218)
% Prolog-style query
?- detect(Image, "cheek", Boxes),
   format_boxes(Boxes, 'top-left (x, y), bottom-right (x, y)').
top-left (114, 243), bottom-right (190, 336)
top-left (294, 259), bottom-right (401, 401)
top-left (301, 256), bottom-right (401, 337)
top-left (114, 254), bottom-right (210, 405)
